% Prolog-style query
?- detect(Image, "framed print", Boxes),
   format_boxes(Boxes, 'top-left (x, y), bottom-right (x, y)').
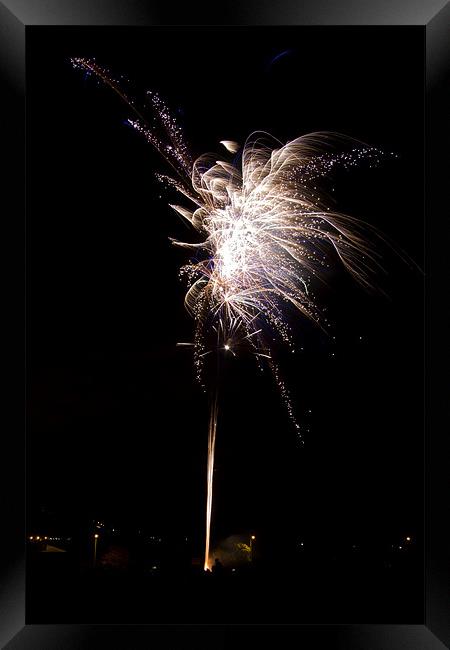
top-left (1, 1), bottom-right (448, 648)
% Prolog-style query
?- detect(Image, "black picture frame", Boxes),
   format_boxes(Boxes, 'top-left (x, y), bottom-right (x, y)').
top-left (1, 1), bottom-right (448, 648)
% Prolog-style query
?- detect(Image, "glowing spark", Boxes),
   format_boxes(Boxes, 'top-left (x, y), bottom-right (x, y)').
top-left (220, 140), bottom-right (239, 153)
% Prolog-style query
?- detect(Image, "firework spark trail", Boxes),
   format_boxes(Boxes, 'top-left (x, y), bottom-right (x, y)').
top-left (204, 392), bottom-right (218, 571)
top-left (71, 57), bottom-right (397, 570)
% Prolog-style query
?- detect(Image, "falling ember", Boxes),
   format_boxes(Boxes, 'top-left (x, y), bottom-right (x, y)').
top-left (71, 57), bottom-right (396, 573)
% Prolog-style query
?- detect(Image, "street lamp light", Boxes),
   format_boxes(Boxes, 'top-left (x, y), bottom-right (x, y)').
top-left (250, 535), bottom-right (256, 562)
top-left (94, 534), bottom-right (99, 567)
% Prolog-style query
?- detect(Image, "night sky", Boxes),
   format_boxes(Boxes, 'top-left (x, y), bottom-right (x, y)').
top-left (27, 27), bottom-right (424, 562)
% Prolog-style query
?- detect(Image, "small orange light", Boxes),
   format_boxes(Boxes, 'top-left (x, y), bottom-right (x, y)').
top-left (251, 535), bottom-right (256, 540)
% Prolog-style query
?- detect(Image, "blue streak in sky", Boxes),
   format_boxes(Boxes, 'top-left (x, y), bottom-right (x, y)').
top-left (269, 49), bottom-right (293, 66)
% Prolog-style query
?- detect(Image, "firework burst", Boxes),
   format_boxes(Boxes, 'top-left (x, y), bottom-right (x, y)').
top-left (72, 57), bottom-right (392, 570)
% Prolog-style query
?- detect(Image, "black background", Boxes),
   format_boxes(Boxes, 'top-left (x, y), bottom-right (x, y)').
top-left (26, 26), bottom-right (424, 620)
